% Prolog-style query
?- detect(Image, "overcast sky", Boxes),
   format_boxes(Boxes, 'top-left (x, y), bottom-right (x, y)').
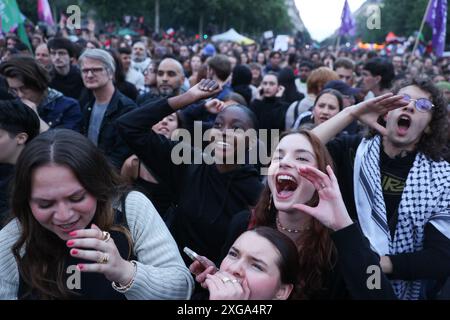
top-left (295, 0), bottom-right (366, 42)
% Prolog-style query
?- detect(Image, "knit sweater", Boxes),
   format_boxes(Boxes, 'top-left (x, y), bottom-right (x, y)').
top-left (0, 191), bottom-right (194, 300)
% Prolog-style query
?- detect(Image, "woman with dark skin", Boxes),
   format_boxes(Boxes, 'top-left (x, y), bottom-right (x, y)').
top-left (117, 80), bottom-right (263, 266)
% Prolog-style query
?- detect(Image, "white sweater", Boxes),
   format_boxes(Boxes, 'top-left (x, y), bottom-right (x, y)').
top-left (0, 191), bottom-right (194, 300)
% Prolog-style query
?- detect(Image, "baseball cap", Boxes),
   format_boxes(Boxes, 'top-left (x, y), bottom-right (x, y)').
top-left (324, 80), bottom-right (360, 96)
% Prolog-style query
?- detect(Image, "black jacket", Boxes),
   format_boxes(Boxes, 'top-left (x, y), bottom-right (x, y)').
top-left (81, 89), bottom-right (136, 169)
top-left (49, 65), bottom-right (85, 100)
top-left (117, 98), bottom-right (263, 265)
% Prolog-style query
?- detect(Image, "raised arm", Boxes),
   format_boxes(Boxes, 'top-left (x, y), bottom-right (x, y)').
top-left (312, 93), bottom-right (408, 144)
top-left (117, 80), bottom-right (221, 185)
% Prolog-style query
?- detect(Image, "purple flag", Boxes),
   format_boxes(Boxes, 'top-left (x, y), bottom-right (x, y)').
top-left (426, 0), bottom-right (447, 56)
top-left (339, 0), bottom-right (355, 36)
top-left (37, 0), bottom-right (55, 26)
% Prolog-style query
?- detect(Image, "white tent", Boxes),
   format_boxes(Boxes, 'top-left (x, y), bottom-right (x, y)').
top-left (211, 28), bottom-right (255, 45)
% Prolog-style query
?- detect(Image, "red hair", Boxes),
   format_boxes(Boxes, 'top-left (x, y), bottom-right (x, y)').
top-left (252, 129), bottom-right (336, 299)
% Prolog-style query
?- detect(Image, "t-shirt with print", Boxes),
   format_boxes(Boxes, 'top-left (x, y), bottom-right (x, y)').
top-left (379, 148), bottom-right (416, 239)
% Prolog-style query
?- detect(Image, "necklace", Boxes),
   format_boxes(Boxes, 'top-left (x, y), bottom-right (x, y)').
top-left (276, 217), bottom-right (310, 234)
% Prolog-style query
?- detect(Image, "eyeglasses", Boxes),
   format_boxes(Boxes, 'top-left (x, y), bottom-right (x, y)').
top-left (81, 67), bottom-right (106, 76)
top-left (8, 85), bottom-right (28, 97)
top-left (401, 94), bottom-right (435, 112)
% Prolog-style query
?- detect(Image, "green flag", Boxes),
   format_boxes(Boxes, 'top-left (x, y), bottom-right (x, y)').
top-left (0, 0), bottom-right (31, 49)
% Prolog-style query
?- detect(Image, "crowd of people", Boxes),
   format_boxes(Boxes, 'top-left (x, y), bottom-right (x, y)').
top-left (0, 25), bottom-right (449, 300)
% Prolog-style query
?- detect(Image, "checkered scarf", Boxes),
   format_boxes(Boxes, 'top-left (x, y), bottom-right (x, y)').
top-left (354, 135), bottom-right (450, 300)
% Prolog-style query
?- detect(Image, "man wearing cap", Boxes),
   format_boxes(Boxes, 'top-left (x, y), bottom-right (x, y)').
top-left (324, 79), bottom-right (360, 108)
top-left (201, 44), bottom-right (216, 60)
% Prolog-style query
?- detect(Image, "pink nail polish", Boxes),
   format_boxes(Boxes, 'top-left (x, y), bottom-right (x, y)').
top-left (71, 249), bottom-right (78, 255)
top-left (67, 240), bottom-right (74, 247)
top-left (77, 264), bottom-right (84, 270)
top-left (69, 231), bottom-right (77, 237)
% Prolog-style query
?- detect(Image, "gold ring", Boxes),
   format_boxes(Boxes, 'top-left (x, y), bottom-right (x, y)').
top-left (221, 277), bottom-right (231, 284)
top-left (102, 231), bottom-right (111, 242)
top-left (98, 253), bottom-right (109, 264)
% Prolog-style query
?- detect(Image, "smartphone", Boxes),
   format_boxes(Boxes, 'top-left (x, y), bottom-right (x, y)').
top-left (183, 247), bottom-right (218, 270)
top-left (183, 247), bottom-right (200, 261)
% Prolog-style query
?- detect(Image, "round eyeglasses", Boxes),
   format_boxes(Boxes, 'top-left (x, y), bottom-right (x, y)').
top-left (402, 94), bottom-right (434, 112)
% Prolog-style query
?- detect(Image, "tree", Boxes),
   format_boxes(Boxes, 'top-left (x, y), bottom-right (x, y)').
top-left (17, 0), bottom-right (294, 37)
top-left (356, 0), bottom-right (449, 47)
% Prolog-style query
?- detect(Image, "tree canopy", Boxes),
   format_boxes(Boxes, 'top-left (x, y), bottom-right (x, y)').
top-left (18, 0), bottom-right (293, 37)
top-left (356, 0), bottom-right (449, 46)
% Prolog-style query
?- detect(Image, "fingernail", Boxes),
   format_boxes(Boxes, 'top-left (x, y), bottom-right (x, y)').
top-left (71, 249), bottom-right (78, 255)
top-left (77, 264), bottom-right (84, 270)
top-left (67, 240), bottom-right (75, 247)
top-left (69, 231), bottom-right (77, 237)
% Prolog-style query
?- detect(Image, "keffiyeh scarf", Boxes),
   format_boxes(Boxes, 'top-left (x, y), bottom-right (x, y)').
top-left (354, 136), bottom-right (450, 299)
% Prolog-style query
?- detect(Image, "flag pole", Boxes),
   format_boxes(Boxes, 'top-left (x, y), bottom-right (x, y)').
top-left (336, 35), bottom-right (341, 55)
top-left (410, 0), bottom-right (433, 61)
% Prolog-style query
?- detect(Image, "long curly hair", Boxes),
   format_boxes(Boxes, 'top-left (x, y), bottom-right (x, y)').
top-left (252, 129), bottom-right (336, 299)
top-left (11, 129), bottom-right (130, 299)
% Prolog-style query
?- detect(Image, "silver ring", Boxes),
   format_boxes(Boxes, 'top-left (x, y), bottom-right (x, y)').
top-left (221, 277), bottom-right (231, 284)
top-left (320, 183), bottom-right (326, 190)
top-left (102, 231), bottom-right (111, 242)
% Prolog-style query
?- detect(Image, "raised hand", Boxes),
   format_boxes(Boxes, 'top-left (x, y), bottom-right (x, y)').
top-left (188, 79), bottom-right (222, 101)
top-left (349, 93), bottom-right (408, 136)
top-left (275, 85), bottom-right (285, 98)
top-left (67, 224), bottom-right (135, 285)
top-left (204, 98), bottom-right (225, 114)
top-left (293, 165), bottom-right (353, 231)
top-left (189, 255), bottom-right (218, 288)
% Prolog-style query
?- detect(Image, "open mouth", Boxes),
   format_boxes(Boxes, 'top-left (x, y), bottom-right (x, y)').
top-left (56, 219), bottom-right (80, 232)
top-left (275, 174), bottom-right (298, 199)
top-left (397, 115), bottom-right (411, 136)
